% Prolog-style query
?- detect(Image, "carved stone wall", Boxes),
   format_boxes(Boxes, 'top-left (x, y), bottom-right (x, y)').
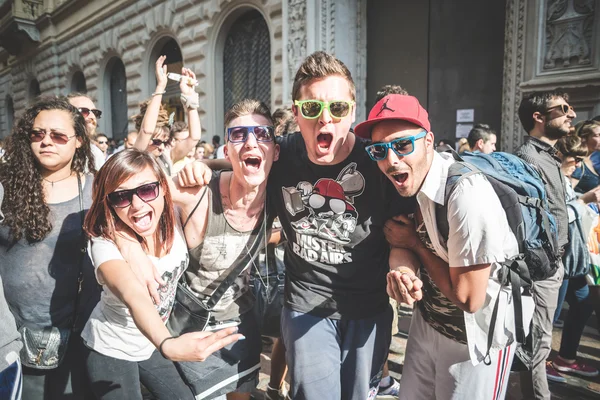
top-left (501, 0), bottom-right (527, 152)
top-left (543, 0), bottom-right (595, 71)
top-left (502, 0), bottom-right (600, 152)
top-left (0, 0), bottom-right (283, 139)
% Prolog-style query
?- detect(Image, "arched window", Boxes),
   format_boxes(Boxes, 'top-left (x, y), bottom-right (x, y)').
top-left (223, 10), bottom-right (271, 112)
top-left (5, 95), bottom-right (14, 137)
top-left (71, 71), bottom-right (87, 93)
top-left (149, 37), bottom-right (184, 122)
top-left (28, 79), bottom-right (41, 104)
top-left (107, 58), bottom-right (128, 140)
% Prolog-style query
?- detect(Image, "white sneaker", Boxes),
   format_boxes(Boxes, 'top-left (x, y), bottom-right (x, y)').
top-left (377, 377), bottom-right (400, 399)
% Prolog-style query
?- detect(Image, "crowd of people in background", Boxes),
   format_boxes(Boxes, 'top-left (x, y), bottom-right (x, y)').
top-left (0, 48), bottom-right (599, 400)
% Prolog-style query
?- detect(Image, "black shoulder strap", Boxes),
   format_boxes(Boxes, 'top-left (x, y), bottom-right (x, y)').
top-left (204, 210), bottom-right (267, 310)
top-left (183, 186), bottom-right (208, 229)
top-left (436, 160), bottom-right (480, 242)
top-left (71, 174), bottom-right (86, 330)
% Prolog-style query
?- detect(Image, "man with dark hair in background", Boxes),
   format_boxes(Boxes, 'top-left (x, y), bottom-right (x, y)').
top-left (467, 124), bottom-right (497, 154)
top-left (516, 90), bottom-right (575, 400)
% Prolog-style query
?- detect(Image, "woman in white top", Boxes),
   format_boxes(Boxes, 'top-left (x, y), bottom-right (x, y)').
top-left (81, 149), bottom-right (241, 400)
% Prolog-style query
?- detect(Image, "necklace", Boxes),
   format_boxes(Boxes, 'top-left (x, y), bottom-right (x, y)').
top-left (43, 172), bottom-right (74, 187)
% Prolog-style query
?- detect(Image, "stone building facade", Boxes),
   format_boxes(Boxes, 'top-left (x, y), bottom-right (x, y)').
top-left (0, 0), bottom-right (598, 151)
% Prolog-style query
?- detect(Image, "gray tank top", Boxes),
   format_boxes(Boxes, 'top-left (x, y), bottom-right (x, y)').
top-left (183, 172), bottom-right (267, 321)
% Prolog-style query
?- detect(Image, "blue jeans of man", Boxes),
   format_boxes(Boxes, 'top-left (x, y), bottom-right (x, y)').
top-left (553, 276), bottom-right (594, 360)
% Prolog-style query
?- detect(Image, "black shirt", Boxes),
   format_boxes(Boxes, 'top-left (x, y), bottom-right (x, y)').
top-left (269, 134), bottom-right (414, 319)
top-left (516, 136), bottom-right (568, 248)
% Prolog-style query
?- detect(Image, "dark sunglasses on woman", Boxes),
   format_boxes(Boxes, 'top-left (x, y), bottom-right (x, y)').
top-left (150, 138), bottom-right (170, 147)
top-left (30, 129), bottom-right (77, 145)
top-left (107, 181), bottom-right (160, 208)
top-left (78, 107), bottom-right (103, 119)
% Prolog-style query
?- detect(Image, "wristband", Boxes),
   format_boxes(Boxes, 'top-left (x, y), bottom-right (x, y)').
top-left (159, 336), bottom-right (176, 358)
top-left (180, 92), bottom-right (199, 110)
top-left (152, 91), bottom-right (166, 96)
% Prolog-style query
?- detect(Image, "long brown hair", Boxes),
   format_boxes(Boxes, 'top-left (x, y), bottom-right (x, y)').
top-left (0, 96), bottom-right (95, 243)
top-left (83, 149), bottom-right (176, 253)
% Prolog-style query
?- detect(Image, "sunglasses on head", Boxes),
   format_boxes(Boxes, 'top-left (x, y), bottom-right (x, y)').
top-left (107, 181), bottom-right (160, 208)
top-left (78, 107), bottom-right (102, 119)
top-left (226, 126), bottom-right (274, 143)
top-left (544, 104), bottom-right (573, 115)
top-left (365, 130), bottom-right (427, 161)
top-left (150, 138), bottom-right (170, 147)
top-left (30, 129), bottom-right (77, 145)
top-left (294, 100), bottom-right (355, 119)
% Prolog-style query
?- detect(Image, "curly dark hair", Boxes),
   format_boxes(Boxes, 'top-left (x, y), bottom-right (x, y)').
top-left (0, 96), bottom-right (96, 243)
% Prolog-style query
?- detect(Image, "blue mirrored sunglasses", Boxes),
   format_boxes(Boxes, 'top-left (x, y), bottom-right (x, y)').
top-left (226, 125), bottom-right (274, 143)
top-left (365, 130), bottom-right (427, 161)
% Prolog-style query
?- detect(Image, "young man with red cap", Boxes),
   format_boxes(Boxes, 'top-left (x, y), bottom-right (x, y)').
top-left (354, 94), bottom-right (527, 399)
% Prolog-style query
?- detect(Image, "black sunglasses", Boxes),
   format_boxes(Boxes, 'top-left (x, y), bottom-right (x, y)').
top-left (150, 138), bottom-right (170, 147)
top-left (78, 107), bottom-right (102, 119)
top-left (107, 182), bottom-right (160, 208)
top-left (544, 104), bottom-right (573, 115)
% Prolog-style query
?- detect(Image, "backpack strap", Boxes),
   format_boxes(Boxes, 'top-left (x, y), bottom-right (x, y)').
top-left (436, 161), bottom-right (481, 242)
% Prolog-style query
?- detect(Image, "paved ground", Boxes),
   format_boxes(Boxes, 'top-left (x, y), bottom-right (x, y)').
top-left (251, 306), bottom-right (600, 400)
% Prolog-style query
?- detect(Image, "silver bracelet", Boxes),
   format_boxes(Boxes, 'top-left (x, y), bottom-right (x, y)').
top-left (152, 91), bottom-right (166, 96)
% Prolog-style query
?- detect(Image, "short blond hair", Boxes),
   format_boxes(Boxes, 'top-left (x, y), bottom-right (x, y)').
top-left (292, 51), bottom-right (355, 101)
top-left (224, 99), bottom-right (273, 128)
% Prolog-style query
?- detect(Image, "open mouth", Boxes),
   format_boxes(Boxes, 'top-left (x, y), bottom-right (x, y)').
top-left (243, 155), bottom-right (263, 171)
top-left (132, 211), bottom-right (153, 231)
top-left (317, 133), bottom-right (333, 149)
top-left (390, 172), bottom-right (409, 185)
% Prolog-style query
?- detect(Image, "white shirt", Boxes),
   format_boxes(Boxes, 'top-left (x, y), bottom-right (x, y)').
top-left (417, 151), bottom-right (533, 365)
top-left (81, 226), bottom-right (188, 361)
top-left (90, 144), bottom-right (106, 171)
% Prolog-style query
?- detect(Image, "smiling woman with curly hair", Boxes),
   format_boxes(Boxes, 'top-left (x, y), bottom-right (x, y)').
top-left (0, 97), bottom-right (100, 399)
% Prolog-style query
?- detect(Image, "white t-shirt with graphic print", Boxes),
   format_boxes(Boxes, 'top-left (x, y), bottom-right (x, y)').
top-left (81, 225), bottom-right (188, 361)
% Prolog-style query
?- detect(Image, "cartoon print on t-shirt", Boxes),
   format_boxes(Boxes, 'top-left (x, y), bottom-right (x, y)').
top-left (282, 163), bottom-right (364, 263)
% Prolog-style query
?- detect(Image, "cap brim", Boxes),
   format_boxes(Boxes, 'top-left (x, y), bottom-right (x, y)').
top-left (354, 116), bottom-right (427, 139)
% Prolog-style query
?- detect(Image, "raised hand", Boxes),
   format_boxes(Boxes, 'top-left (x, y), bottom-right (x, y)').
top-left (155, 55), bottom-right (168, 93)
top-left (179, 67), bottom-right (198, 96)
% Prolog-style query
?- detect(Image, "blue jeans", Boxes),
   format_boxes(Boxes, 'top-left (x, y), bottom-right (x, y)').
top-left (553, 277), bottom-right (594, 360)
top-left (281, 305), bottom-right (392, 400)
top-left (0, 360), bottom-right (22, 400)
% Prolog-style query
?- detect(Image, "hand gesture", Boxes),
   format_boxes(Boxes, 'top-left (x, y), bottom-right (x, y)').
top-left (179, 67), bottom-right (197, 97)
top-left (384, 214), bottom-right (422, 249)
top-left (387, 269), bottom-right (423, 306)
top-left (155, 55), bottom-right (168, 92)
top-left (113, 220), bottom-right (165, 304)
top-left (161, 327), bottom-right (244, 362)
top-left (580, 185), bottom-right (600, 205)
top-left (178, 161), bottom-right (212, 188)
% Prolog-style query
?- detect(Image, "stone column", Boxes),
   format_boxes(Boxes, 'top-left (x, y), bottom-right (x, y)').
top-left (502, 0), bottom-right (600, 152)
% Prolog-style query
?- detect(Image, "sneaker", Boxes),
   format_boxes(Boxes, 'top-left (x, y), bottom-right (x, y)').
top-left (553, 319), bottom-right (564, 328)
top-left (377, 377), bottom-right (400, 399)
top-left (553, 358), bottom-right (600, 378)
top-left (546, 362), bottom-right (567, 383)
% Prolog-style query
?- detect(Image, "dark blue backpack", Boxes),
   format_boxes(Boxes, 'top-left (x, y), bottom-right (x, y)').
top-left (437, 151), bottom-right (560, 351)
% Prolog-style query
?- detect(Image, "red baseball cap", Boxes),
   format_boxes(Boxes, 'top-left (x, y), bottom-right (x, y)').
top-left (354, 94), bottom-right (431, 139)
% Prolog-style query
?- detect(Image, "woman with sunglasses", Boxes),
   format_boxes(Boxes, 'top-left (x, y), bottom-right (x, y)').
top-left (134, 56), bottom-right (201, 176)
top-left (0, 97), bottom-right (100, 399)
top-left (571, 119), bottom-right (600, 194)
top-left (545, 136), bottom-right (599, 382)
top-left (80, 149), bottom-right (242, 400)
